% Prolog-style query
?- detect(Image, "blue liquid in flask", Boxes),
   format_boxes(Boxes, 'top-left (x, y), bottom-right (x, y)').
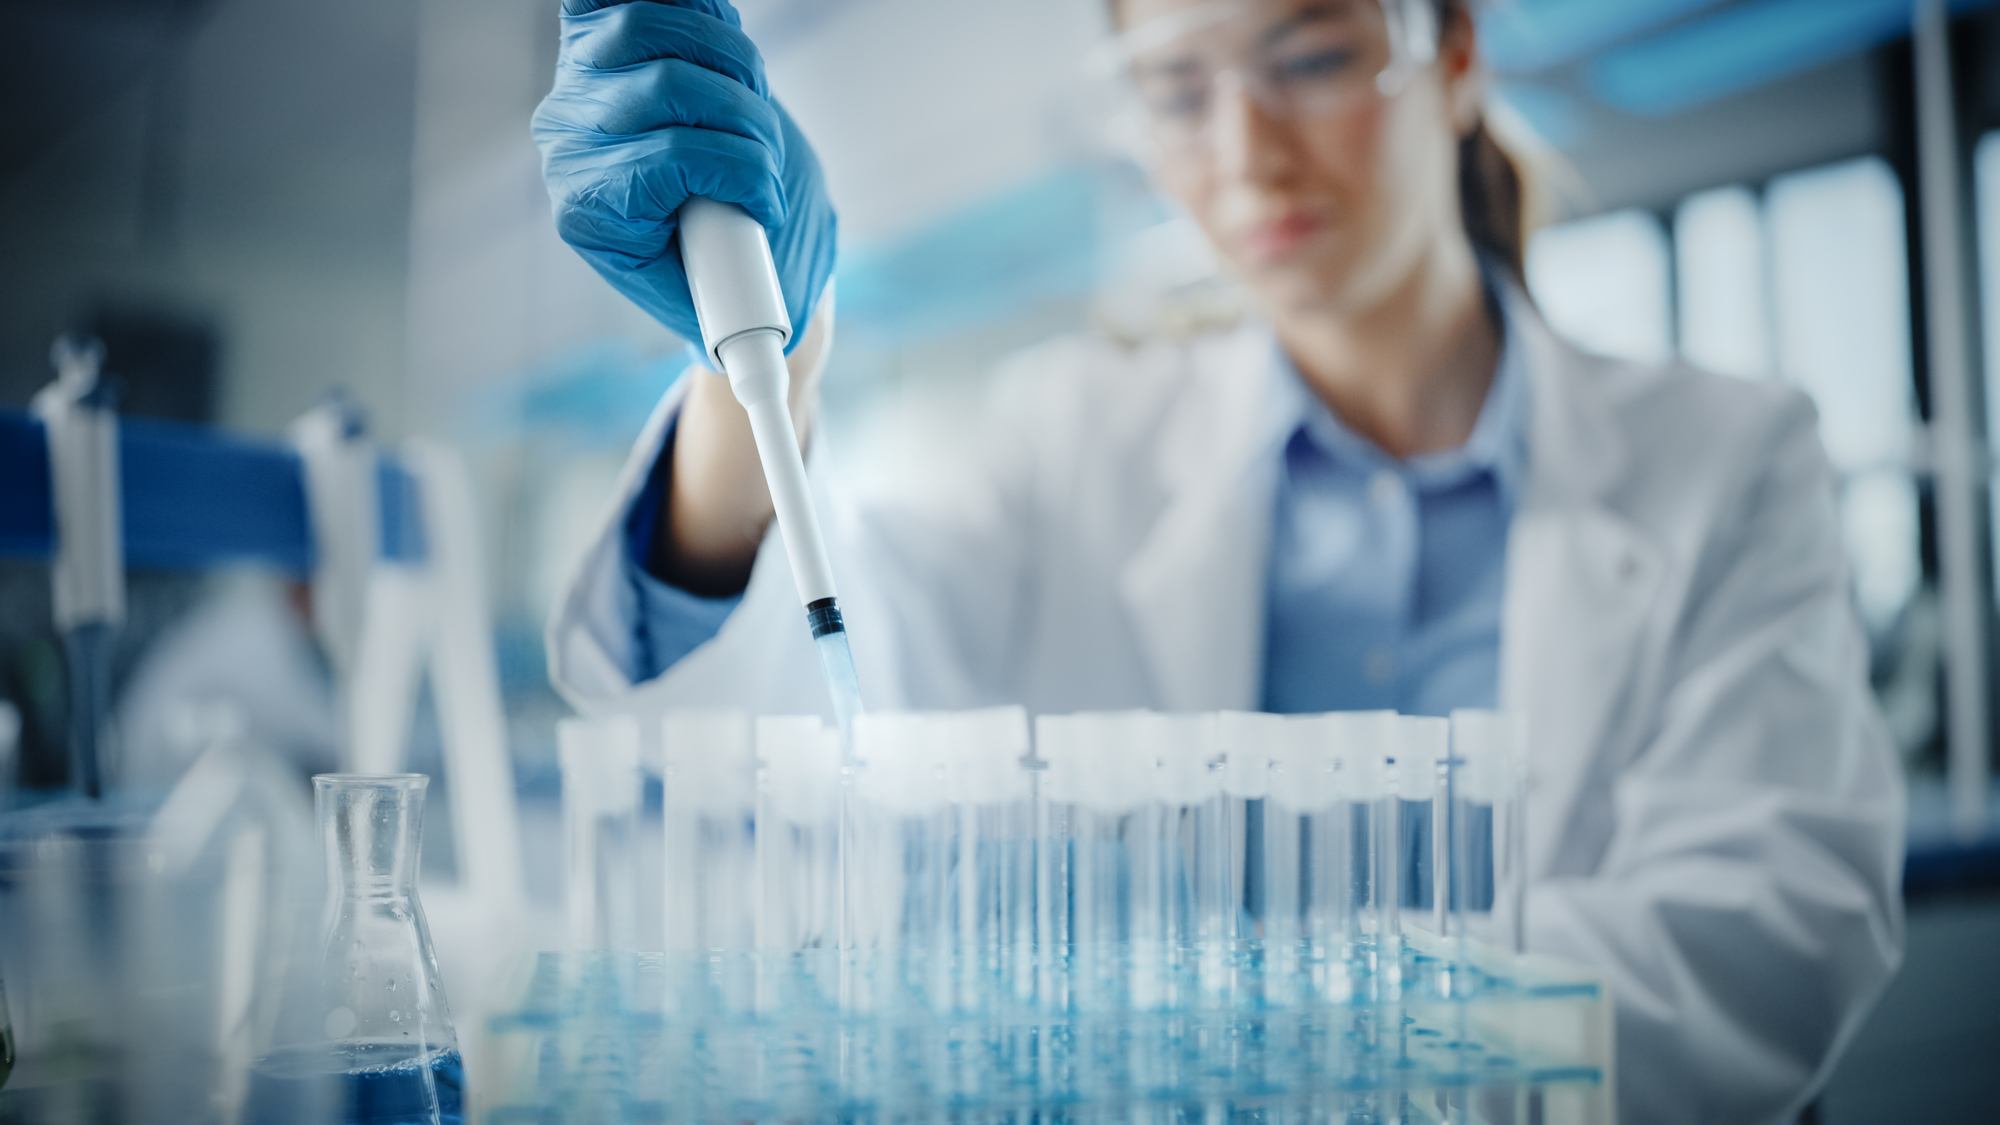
top-left (248, 1040), bottom-right (464, 1125)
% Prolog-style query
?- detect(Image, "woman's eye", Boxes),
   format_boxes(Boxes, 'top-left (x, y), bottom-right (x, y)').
top-left (1141, 82), bottom-right (1211, 121)
top-left (1271, 47), bottom-right (1358, 82)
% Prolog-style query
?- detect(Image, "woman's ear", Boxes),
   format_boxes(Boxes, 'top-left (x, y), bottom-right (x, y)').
top-left (1438, 5), bottom-right (1486, 139)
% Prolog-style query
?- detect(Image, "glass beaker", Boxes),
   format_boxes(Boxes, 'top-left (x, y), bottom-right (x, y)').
top-left (250, 774), bottom-right (462, 1124)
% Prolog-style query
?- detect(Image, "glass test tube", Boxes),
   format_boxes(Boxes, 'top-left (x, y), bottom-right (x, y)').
top-left (1030, 714), bottom-right (1078, 1010)
top-left (1215, 711), bottom-right (1272, 945)
top-left (1217, 711), bottom-right (1277, 1006)
top-left (844, 712), bottom-right (957, 1030)
top-left (1360, 713), bottom-right (1402, 988)
top-left (1273, 715), bottom-right (1355, 1001)
top-left (1393, 716), bottom-right (1447, 942)
top-left (935, 708), bottom-right (1033, 1009)
top-left (1033, 713), bottom-right (1139, 1012)
top-left (660, 711), bottom-right (756, 954)
top-left (1447, 710), bottom-right (1530, 960)
top-left (752, 716), bottom-right (843, 955)
top-left (557, 715), bottom-right (642, 952)
top-left (1129, 712), bottom-right (1219, 1012)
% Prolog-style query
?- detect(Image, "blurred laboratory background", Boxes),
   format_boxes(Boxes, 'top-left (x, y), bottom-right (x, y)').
top-left (2, 0), bottom-right (1998, 1119)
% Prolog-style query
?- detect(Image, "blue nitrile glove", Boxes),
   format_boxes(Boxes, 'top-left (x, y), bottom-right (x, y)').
top-left (533, 0), bottom-right (837, 354)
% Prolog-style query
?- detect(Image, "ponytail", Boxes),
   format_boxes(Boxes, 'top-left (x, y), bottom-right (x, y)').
top-left (1446, 0), bottom-right (1535, 283)
top-left (1458, 116), bottom-right (1531, 284)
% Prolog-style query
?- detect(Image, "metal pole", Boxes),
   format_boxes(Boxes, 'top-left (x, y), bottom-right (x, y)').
top-left (1912, 0), bottom-right (1991, 841)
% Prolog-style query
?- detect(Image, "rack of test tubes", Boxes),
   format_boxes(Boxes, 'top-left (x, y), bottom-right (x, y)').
top-left (480, 709), bottom-right (1613, 1123)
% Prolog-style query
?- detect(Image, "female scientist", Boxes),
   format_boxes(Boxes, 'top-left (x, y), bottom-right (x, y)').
top-left (533, 0), bottom-right (1903, 1119)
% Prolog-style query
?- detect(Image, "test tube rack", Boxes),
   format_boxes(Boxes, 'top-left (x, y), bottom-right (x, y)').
top-left (518, 709), bottom-right (1611, 1121)
top-left (476, 936), bottom-right (1609, 1122)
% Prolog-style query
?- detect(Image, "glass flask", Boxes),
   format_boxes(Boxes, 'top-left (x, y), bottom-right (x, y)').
top-left (250, 774), bottom-right (462, 1124)
top-left (0, 971), bottom-right (12, 1089)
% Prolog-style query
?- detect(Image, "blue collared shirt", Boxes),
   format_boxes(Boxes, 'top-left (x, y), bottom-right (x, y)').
top-left (619, 310), bottom-right (1527, 711)
top-left (1259, 311), bottom-right (1525, 717)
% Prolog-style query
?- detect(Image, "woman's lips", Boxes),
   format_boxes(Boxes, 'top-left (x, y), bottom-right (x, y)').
top-left (1240, 212), bottom-right (1326, 263)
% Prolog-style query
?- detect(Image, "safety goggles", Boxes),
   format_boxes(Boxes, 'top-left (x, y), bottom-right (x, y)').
top-left (1095, 0), bottom-right (1440, 159)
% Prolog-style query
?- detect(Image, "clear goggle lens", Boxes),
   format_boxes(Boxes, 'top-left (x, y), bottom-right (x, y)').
top-left (1098, 0), bottom-right (1439, 155)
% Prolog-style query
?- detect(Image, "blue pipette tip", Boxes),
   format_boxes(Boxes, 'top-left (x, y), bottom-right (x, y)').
top-left (807, 598), bottom-right (865, 734)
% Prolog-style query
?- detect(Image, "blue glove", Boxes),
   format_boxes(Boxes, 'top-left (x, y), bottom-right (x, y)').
top-left (533, 0), bottom-right (837, 354)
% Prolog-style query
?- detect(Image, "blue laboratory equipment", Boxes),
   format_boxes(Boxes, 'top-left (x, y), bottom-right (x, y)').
top-left (252, 774), bottom-right (461, 1125)
top-left (481, 707), bottom-right (1602, 1123)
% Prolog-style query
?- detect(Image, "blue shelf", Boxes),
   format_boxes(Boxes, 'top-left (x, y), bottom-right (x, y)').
top-left (0, 409), bottom-right (425, 573)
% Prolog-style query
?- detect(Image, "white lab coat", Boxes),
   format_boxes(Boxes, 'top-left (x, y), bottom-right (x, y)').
top-left (549, 286), bottom-right (1904, 1123)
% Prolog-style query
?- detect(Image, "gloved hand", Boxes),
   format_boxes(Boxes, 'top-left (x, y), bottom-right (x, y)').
top-left (533, 0), bottom-right (837, 354)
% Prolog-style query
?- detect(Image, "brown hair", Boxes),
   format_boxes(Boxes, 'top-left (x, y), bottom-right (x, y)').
top-left (1106, 0), bottom-right (1535, 282)
top-left (1439, 0), bottom-right (1531, 281)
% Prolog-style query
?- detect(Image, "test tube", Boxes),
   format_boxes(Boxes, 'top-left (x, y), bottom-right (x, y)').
top-left (1270, 715), bottom-right (1354, 1000)
top-left (1030, 714), bottom-right (1078, 1009)
top-left (1213, 711), bottom-right (1272, 940)
top-left (557, 715), bottom-right (642, 951)
top-left (1392, 716), bottom-right (1447, 941)
top-left (659, 710), bottom-right (756, 954)
top-left (752, 716), bottom-right (843, 954)
top-left (751, 713), bottom-right (845, 1105)
top-left (1351, 712), bottom-right (1400, 979)
top-left (934, 708), bottom-right (1033, 1007)
top-left (1447, 710), bottom-right (1530, 959)
top-left (1032, 713), bottom-right (1146, 1012)
top-left (1129, 712), bottom-right (1219, 1011)
top-left (845, 713), bottom-right (954, 962)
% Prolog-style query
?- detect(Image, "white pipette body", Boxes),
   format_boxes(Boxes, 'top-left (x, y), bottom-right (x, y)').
top-left (677, 197), bottom-right (840, 609)
top-left (677, 198), bottom-right (861, 734)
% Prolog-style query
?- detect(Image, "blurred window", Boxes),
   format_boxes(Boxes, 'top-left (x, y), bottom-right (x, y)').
top-left (1768, 156), bottom-right (1921, 632)
top-left (1676, 186), bottom-right (1772, 379)
top-left (1528, 209), bottom-right (1674, 364)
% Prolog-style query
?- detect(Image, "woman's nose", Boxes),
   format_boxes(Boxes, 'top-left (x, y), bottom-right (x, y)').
top-left (1209, 74), bottom-right (1304, 187)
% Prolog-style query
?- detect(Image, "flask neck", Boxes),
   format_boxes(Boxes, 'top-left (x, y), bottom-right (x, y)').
top-left (316, 774), bottom-right (427, 899)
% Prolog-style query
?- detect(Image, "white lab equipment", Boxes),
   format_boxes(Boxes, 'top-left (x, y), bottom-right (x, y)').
top-left (32, 337), bottom-right (123, 799)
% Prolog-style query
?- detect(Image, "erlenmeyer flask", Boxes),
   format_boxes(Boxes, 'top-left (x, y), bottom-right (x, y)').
top-left (1, 971), bottom-right (13, 1089)
top-left (250, 774), bottom-right (462, 1124)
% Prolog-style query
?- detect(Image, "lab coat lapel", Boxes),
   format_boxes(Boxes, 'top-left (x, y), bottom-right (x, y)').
top-left (1119, 331), bottom-right (1283, 712)
top-left (1500, 295), bottom-right (1663, 877)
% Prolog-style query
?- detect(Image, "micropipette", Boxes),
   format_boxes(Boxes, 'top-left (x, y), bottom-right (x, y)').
top-left (676, 198), bottom-right (864, 732)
